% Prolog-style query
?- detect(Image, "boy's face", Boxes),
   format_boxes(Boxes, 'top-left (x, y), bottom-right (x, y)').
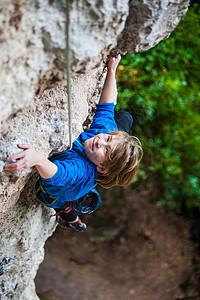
top-left (84, 133), bottom-right (119, 172)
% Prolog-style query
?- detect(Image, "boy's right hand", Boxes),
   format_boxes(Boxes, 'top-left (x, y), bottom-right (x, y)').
top-left (5, 144), bottom-right (43, 172)
top-left (107, 54), bottom-right (121, 73)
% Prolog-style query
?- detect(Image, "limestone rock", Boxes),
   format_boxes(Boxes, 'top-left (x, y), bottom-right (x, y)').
top-left (117, 0), bottom-right (189, 53)
top-left (0, 174), bottom-right (56, 300)
top-left (0, 0), bottom-right (65, 124)
top-left (0, 0), bottom-right (129, 124)
top-left (69, 0), bottom-right (129, 72)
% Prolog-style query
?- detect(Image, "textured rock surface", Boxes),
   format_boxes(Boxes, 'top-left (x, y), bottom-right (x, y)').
top-left (0, 174), bottom-right (56, 300)
top-left (117, 0), bottom-right (189, 53)
top-left (0, 0), bottom-right (129, 124)
top-left (0, 0), bottom-right (189, 299)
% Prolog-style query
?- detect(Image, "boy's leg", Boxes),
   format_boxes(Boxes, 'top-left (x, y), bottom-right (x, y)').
top-left (55, 207), bottom-right (77, 221)
top-left (55, 208), bottom-right (86, 232)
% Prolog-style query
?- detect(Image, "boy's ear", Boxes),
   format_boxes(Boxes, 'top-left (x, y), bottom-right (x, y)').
top-left (97, 166), bottom-right (106, 174)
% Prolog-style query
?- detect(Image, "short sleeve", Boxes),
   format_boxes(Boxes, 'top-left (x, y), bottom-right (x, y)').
top-left (41, 159), bottom-right (83, 187)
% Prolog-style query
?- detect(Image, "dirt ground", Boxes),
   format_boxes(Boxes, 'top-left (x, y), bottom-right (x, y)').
top-left (35, 187), bottom-right (200, 300)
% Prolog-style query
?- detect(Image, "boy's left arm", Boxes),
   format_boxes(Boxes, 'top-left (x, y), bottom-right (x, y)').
top-left (99, 55), bottom-right (121, 104)
top-left (5, 144), bottom-right (57, 179)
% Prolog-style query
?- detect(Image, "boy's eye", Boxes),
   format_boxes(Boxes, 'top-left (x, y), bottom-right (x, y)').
top-left (107, 136), bottom-right (110, 142)
top-left (105, 148), bottom-right (108, 154)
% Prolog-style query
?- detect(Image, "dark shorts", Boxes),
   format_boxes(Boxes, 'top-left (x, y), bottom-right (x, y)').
top-left (35, 179), bottom-right (57, 206)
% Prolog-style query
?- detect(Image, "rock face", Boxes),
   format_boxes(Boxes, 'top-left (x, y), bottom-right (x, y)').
top-left (0, 0), bottom-right (129, 124)
top-left (117, 0), bottom-right (189, 53)
top-left (0, 0), bottom-right (189, 299)
top-left (0, 175), bottom-right (56, 300)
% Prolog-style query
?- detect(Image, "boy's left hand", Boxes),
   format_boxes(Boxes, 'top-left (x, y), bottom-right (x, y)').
top-left (4, 144), bottom-right (41, 172)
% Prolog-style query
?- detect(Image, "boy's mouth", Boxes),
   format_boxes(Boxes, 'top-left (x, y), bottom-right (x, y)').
top-left (91, 138), bottom-right (94, 151)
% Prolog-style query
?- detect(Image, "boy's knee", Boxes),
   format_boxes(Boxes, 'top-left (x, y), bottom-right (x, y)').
top-left (114, 110), bottom-right (133, 133)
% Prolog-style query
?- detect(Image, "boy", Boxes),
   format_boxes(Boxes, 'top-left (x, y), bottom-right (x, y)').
top-left (5, 55), bottom-right (143, 232)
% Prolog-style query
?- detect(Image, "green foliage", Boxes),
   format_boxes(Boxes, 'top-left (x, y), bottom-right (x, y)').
top-left (116, 5), bottom-right (200, 214)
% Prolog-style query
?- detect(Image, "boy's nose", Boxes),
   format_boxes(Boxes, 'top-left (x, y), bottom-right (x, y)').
top-left (96, 140), bottom-right (101, 148)
top-left (96, 139), bottom-right (104, 148)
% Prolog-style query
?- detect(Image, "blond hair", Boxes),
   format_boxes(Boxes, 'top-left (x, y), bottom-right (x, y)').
top-left (95, 131), bottom-right (143, 189)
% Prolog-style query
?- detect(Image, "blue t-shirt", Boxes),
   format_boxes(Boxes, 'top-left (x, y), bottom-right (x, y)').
top-left (40, 103), bottom-right (118, 208)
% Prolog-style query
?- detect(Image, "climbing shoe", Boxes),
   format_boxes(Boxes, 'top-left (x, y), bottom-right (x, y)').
top-left (57, 215), bottom-right (87, 232)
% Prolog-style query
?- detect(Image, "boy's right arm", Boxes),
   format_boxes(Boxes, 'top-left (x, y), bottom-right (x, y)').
top-left (5, 144), bottom-right (57, 179)
top-left (99, 55), bottom-right (121, 104)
